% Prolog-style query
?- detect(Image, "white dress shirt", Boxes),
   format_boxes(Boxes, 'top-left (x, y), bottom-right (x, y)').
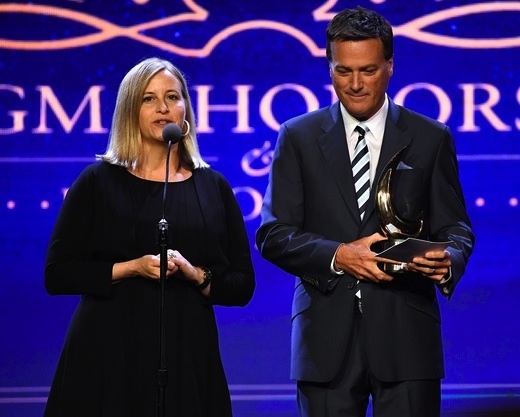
top-left (330, 95), bottom-right (389, 278)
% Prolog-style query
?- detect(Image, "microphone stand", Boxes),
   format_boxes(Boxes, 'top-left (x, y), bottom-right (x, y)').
top-left (156, 140), bottom-right (173, 417)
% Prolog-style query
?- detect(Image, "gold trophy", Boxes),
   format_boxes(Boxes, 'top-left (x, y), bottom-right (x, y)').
top-left (373, 146), bottom-right (423, 274)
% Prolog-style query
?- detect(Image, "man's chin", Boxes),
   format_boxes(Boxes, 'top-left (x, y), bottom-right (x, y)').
top-left (341, 101), bottom-right (370, 121)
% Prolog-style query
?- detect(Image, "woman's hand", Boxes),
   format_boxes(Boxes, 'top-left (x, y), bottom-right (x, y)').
top-left (166, 249), bottom-right (211, 295)
top-left (112, 251), bottom-right (210, 295)
top-left (112, 254), bottom-right (178, 282)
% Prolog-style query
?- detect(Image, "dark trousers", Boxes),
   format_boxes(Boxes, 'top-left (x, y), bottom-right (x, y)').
top-left (297, 306), bottom-right (440, 417)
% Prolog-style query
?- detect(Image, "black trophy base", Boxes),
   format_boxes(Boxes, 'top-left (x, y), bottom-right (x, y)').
top-left (371, 238), bottom-right (407, 275)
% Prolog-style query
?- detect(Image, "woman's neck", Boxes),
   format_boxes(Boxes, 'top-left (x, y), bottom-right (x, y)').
top-left (130, 144), bottom-right (192, 182)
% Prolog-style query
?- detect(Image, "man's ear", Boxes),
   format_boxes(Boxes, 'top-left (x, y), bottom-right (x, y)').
top-left (387, 58), bottom-right (394, 76)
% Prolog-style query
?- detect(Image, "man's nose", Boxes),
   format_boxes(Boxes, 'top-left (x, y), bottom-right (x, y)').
top-left (350, 73), bottom-right (363, 90)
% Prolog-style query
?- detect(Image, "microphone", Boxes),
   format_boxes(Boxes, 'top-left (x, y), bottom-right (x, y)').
top-left (158, 123), bottom-right (182, 229)
top-left (162, 123), bottom-right (182, 145)
top-left (157, 127), bottom-right (182, 416)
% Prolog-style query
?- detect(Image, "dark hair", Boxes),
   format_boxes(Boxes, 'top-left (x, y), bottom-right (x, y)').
top-left (326, 6), bottom-right (394, 61)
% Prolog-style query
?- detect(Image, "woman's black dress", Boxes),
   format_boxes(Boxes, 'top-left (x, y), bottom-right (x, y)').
top-left (43, 163), bottom-right (255, 417)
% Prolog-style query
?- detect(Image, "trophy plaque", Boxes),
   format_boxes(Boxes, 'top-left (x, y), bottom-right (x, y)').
top-left (373, 146), bottom-right (423, 274)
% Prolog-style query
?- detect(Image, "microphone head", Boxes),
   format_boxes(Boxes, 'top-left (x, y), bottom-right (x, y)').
top-left (162, 123), bottom-right (182, 145)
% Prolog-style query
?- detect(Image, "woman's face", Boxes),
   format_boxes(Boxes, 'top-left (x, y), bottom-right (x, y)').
top-left (139, 69), bottom-right (186, 144)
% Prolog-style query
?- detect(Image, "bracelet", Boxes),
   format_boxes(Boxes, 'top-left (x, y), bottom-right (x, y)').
top-left (196, 267), bottom-right (212, 290)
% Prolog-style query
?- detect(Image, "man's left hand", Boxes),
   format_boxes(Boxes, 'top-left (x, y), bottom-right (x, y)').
top-left (406, 249), bottom-right (451, 282)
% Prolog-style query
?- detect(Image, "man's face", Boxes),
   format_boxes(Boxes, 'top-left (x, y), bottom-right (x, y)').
top-left (329, 38), bottom-right (393, 121)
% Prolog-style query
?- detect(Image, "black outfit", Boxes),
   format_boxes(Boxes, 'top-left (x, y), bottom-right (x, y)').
top-left (44, 162), bottom-right (255, 417)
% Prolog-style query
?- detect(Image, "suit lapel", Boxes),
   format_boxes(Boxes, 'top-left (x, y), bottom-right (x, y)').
top-left (317, 102), bottom-right (361, 223)
top-left (317, 100), bottom-right (413, 226)
top-left (364, 100), bottom-right (412, 222)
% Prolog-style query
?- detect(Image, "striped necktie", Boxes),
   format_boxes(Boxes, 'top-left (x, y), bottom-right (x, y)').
top-left (352, 125), bottom-right (370, 221)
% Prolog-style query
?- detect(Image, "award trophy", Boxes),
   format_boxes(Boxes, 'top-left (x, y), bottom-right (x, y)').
top-left (373, 146), bottom-right (423, 274)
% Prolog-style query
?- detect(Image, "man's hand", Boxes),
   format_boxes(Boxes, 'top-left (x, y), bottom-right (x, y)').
top-left (334, 233), bottom-right (402, 283)
top-left (406, 250), bottom-right (451, 282)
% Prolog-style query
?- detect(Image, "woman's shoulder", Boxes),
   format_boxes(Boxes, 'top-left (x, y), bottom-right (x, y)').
top-left (72, 162), bottom-right (127, 189)
top-left (193, 167), bottom-right (227, 183)
top-left (79, 161), bottom-right (125, 177)
top-left (193, 168), bottom-right (234, 199)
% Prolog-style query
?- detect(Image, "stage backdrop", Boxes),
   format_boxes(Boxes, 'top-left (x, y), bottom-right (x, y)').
top-left (1, 1), bottom-right (519, 416)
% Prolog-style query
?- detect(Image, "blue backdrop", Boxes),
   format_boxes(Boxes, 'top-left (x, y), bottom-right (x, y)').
top-left (1, 1), bottom-right (519, 416)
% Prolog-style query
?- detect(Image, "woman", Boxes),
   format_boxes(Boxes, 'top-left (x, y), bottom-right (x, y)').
top-left (44, 57), bottom-right (255, 417)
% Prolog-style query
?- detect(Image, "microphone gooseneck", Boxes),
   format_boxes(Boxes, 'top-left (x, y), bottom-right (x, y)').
top-left (160, 123), bottom-right (182, 219)
top-left (156, 123), bottom-right (182, 417)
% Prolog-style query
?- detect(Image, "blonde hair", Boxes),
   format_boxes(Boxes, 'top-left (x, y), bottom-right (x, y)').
top-left (97, 57), bottom-right (208, 170)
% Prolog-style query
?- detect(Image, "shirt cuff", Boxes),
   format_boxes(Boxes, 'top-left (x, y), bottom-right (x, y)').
top-left (330, 244), bottom-right (345, 275)
top-left (438, 266), bottom-right (452, 284)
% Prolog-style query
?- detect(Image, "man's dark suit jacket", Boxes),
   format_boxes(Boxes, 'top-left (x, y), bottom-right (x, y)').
top-left (256, 99), bottom-right (474, 384)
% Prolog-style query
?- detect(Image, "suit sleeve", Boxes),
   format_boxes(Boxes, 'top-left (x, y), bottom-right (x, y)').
top-left (428, 127), bottom-right (474, 298)
top-left (256, 123), bottom-right (341, 293)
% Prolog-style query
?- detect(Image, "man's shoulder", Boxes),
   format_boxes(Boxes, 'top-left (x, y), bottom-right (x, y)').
top-left (283, 105), bottom-right (336, 130)
top-left (394, 103), bottom-right (447, 131)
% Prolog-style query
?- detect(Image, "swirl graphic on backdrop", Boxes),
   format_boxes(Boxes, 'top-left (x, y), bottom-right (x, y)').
top-left (241, 141), bottom-right (274, 177)
top-left (1, 1), bottom-right (519, 54)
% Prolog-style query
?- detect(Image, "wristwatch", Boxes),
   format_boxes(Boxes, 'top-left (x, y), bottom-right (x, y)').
top-left (196, 267), bottom-right (212, 290)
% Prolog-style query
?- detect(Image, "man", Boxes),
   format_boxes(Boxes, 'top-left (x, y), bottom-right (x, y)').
top-left (256, 6), bottom-right (474, 417)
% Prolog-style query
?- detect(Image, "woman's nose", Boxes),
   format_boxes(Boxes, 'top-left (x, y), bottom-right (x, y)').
top-left (157, 100), bottom-right (169, 113)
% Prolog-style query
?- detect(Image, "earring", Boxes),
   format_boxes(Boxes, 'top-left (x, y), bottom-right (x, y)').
top-left (182, 120), bottom-right (190, 137)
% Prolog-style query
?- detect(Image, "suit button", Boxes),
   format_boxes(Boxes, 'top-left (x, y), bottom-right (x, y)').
top-left (347, 282), bottom-right (355, 290)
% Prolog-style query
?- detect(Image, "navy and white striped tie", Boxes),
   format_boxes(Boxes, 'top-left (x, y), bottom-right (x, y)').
top-left (352, 125), bottom-right (370, 221)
